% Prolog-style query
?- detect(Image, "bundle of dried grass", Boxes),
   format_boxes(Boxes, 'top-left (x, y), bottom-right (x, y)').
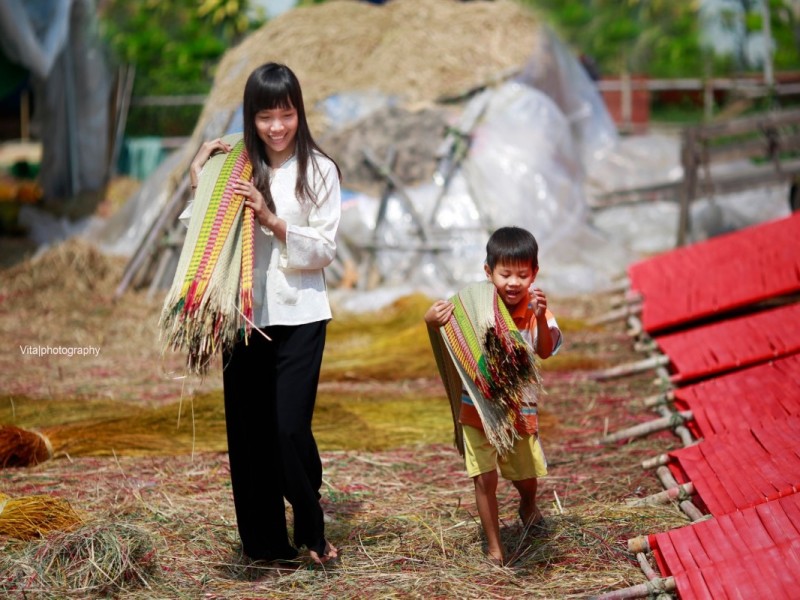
top-left (0, 424), bottom-right (52, 467)
top-left (0, 492), bottom-right (83, 540)
top-left (0, 521), bottom-right (158, 596)
top-left (0, 237), bottom-right (125, 303)
top-left (0, 394), bottom-right (228, 468)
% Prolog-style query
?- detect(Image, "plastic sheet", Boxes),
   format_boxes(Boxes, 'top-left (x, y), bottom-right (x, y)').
top-left (517, 26), bottom-right (618, 170)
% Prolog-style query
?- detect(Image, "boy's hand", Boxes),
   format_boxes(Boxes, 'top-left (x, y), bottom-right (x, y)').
top-left (424, 300), bottom-right (455, 327)
top-left (529, 286), bottom-right (547, 318)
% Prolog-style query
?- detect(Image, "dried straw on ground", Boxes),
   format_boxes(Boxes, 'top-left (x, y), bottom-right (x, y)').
top-left (0, 492), bottom-right (83, 540)
top-left (0, 521), bottom-right (158, 596)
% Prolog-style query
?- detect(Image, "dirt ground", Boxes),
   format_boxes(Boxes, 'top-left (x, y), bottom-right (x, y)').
top-left (0, 242), bottom-right (688, 599)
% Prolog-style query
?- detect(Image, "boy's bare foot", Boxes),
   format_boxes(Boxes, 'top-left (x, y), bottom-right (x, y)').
top-left (309, 540), bottom-right (339, 565)
top-left (518, 506), bottom-right (544, 528)
top-left (487, 550), bottom-right (505, 566)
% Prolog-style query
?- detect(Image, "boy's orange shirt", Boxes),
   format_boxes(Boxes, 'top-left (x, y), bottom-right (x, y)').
top-left (458, 291), bottom-right (560, 436)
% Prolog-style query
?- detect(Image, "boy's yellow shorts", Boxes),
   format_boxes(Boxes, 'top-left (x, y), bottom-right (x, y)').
top-left (462, 424), bottom-right (548, 481)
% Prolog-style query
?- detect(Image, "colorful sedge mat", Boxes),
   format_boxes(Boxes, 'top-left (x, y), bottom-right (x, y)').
top-left (628, 212), bottom-right (800, 334)
top-left (672, 353), bottom-right (800, 438)
top-left (647, 492), bottom-right (800, 600)
top-left (665, 414), bottom-right (800, 517)
top-left (654, 301), bottom-right (800, 384)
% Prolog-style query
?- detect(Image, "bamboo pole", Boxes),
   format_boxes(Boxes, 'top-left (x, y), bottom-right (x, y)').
top-left (626, 314), bottom-right (643, 338)
top-left (641, 453), bottom-right (670, 470)
top-left (656, 466), bottom-right (707, 521)
top-left (599, 410), bottom-right (691, 444)
top-left (680, 500), bottom-right (708, 522)
top-left (626, 482), bottom-right (695, 507)
top-left (589, 355), bottom-right (670, 381)
top-left (643, 391), bottom-right (675, 408)
top-left (601, 278), bottom-right (631, 295)
top-left (636, 552), bottom-right (659, 581)
top-left (628, 535), bottom-right (651, 554)
top-left (655, 405), bottom-right (695, 447)
top-left (590, 576), bottom-right (676, 600)
top-left (588, 302), bottom-right (643, 326)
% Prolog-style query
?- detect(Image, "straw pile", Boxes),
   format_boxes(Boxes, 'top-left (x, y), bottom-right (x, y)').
top-left (0, 521), bottom-right (158, 595)
top-left (191, 0), bottom-right (542, 143)
top-left (0, 237), bottom-right (125, 302)
top-left (0, 492), bottom-right (83, 540)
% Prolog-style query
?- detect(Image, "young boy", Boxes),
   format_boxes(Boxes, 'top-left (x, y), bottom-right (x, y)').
top-left (425, 226), bottom-right (562, 565)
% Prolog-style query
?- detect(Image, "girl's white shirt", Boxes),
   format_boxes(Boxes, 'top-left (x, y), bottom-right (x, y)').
top-left (179, 149), bottom-right (341, 327)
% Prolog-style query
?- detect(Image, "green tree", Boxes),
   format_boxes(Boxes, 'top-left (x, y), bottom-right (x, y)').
top-left (522, 0), bottom-right (798, 78)
top-left (99, 0), bottom-right (263, 135)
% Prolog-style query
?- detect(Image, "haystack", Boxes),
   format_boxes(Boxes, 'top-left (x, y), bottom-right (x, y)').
top-left (178, 0), bottom-right (542, 175)
top-left (199, 0), bottom-right (540, 130)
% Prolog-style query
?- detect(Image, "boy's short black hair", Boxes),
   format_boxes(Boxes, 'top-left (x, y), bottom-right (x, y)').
top-left (485, 226), bottom-right (539, 271)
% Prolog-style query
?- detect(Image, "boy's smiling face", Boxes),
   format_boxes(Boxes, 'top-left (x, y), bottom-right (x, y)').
top-left (485, 259), bottom-right (538, 309)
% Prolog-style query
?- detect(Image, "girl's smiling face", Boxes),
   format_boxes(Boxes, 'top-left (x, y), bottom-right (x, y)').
top-left (484, 259), bottom-right (538, 309)
top-left (254, 103), bottom-right (298, 164)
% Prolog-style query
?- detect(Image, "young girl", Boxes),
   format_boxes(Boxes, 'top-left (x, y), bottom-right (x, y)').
top-left (187, 63), bottom-right (341, 566)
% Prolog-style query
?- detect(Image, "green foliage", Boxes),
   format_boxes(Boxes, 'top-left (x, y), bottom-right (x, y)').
top-left (99, 0), bottom-right (264, 136)
top-left (520, 0), bottom-right (799, 78)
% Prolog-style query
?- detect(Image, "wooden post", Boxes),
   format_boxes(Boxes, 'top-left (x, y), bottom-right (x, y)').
top-left (621, 71), bottom-right (632, 132)
top-left (677, 127), bottom-right (696, 247)
top-left (703, 77), bottom-right (714, 121)
top-left (20, 89), bottom-right (30, 141)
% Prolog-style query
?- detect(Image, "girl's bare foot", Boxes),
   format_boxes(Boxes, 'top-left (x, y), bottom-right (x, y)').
top-left (309, 540), bottom-right (338, 565)
top-left (487, 550), bottom-right (506, 566)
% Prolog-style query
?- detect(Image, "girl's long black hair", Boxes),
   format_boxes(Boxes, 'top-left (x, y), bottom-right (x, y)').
top-left (242, 62), bottom-right (341, 212)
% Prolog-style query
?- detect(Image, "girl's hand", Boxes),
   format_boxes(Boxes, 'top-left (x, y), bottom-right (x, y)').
top-left (424, 300), bottom-right (455, 327)
top-left (232, 179), bottom-right (275, 228)
top-left (529, 286), bottom-right (548, 318)
top-left (190, 138), bottom-right (232, 186)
